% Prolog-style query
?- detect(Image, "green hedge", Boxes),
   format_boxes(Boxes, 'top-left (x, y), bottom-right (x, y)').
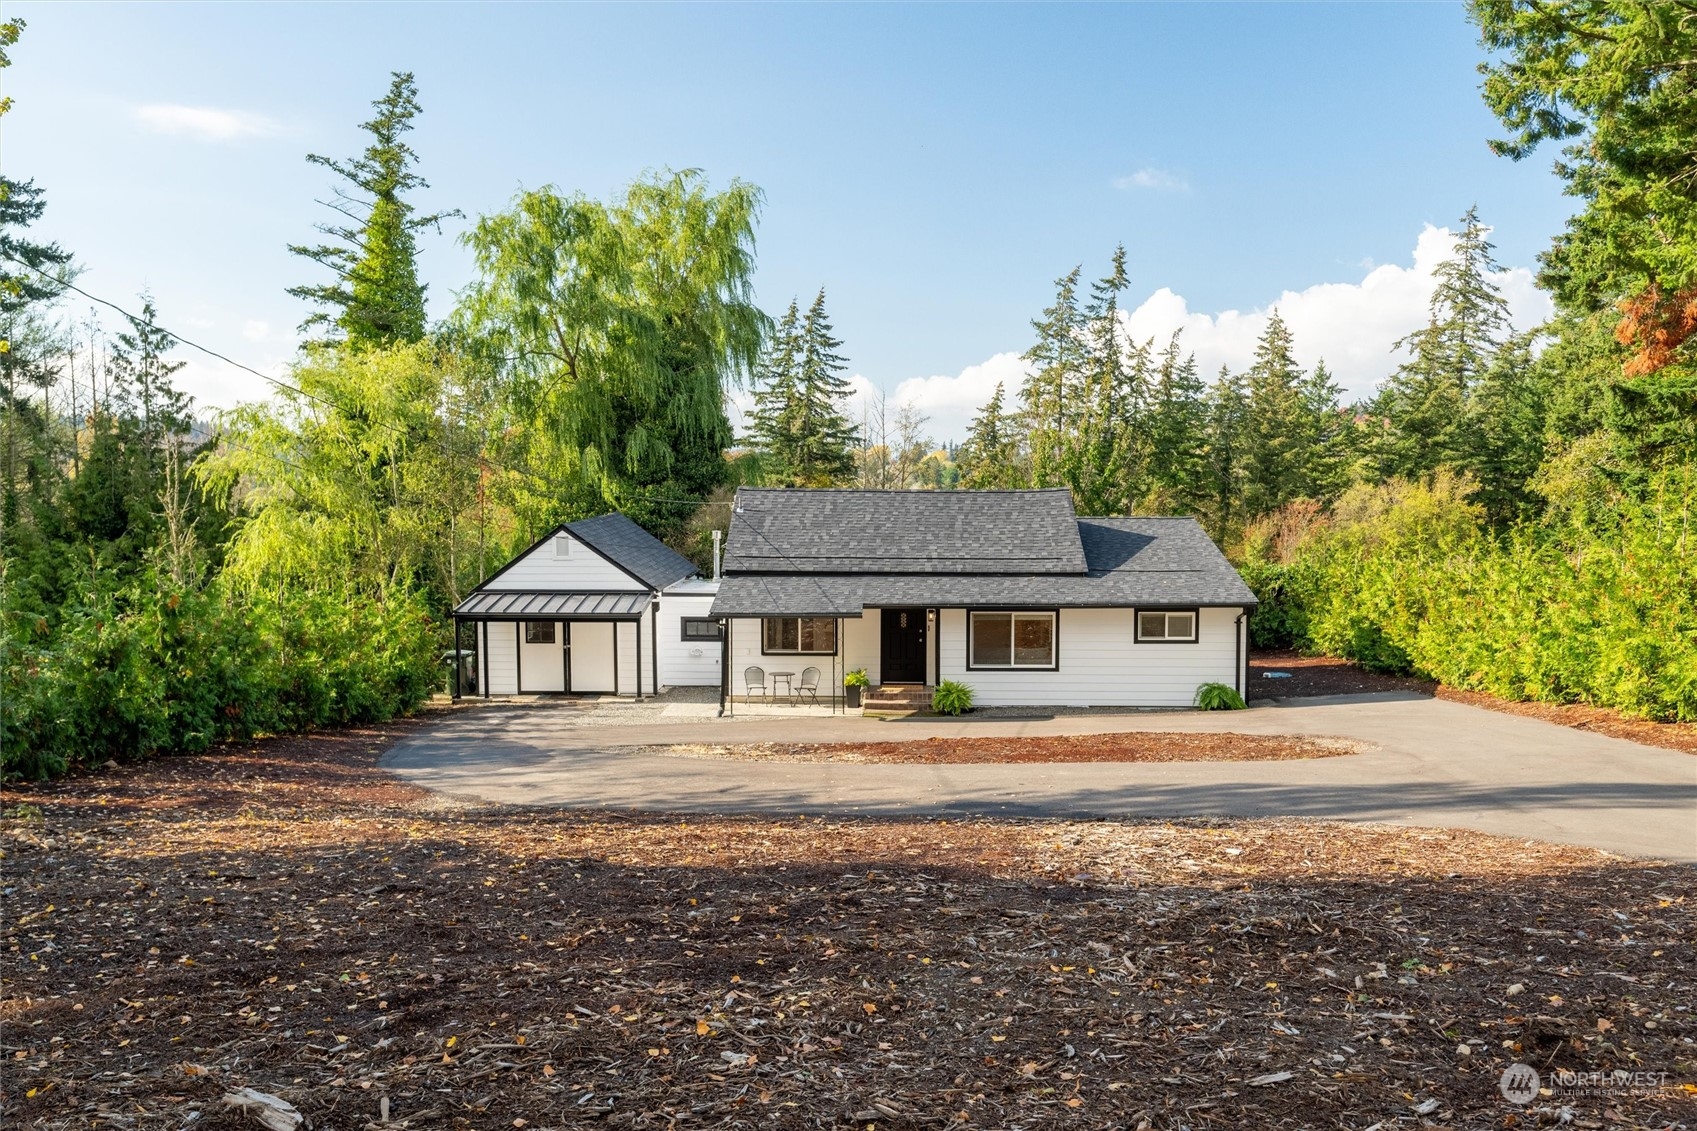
top-left (2, 580), bottom-right (441, 780)
top-left (1244, 471), bottom-right (1696, 722)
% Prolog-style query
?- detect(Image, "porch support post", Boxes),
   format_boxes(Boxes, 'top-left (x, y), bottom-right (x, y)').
top-left (452, 617), bottom-right (462, 700)
top-left (634, 615), bottom-right (644, 701)
top-left (480, 619), bottom-right (490, 699)
top-left (650, 597), bottom-right (659, 696)
top-left (719, 618), bottom-right (731, 717)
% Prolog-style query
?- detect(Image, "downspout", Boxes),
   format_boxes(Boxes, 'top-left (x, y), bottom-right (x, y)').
top-left (1233, 609), bottom-right (1247, 700)
top-left (650, 597), bottom-right (660, 696)
top-left (718, 617), bottom-right (729, 717)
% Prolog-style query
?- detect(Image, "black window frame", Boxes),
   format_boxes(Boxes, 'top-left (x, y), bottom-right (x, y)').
top-left (1134, 608), bottom-right (1200, 644)
top-left (965, 609), bottom-right (1060, 671)
top-left (760, 616), bottom-right (837, 655)
top-left (523, 620), bottom-right (557, 645)
top-left (680, 616), bottom-right (723, 642)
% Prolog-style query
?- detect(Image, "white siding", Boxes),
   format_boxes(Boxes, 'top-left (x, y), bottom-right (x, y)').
top-left (937, 606), bottom-right (1245, 708)
top-left (570, 622), bottom-right (615, 692)
top-left (483, 530), bottom-right (646, 592)
top-left (517, 621), bottom-right (566, 692)
top-left (726, 616), bottom-right (857, 696)
top-left (657, 594), bottom-right (722, 688)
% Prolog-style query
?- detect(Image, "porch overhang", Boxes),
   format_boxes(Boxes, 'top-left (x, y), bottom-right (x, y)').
top-left (453, 590), bottom-right (653, 621)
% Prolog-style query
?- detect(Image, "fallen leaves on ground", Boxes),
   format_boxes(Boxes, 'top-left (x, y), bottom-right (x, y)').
top-left (3, 718), bottom-right (1693, 1130)
top-left (639, 732), bottom-right (1360, 764)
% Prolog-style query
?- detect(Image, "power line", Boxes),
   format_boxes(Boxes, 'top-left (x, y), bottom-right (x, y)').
top-left (1, 253), bottom-right (409, 438)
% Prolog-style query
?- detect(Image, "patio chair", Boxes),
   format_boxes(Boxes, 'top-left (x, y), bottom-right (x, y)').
top-left (744, 666), bottom-right (769, 700)
top-left (796, 666), bottom-right (823, 705)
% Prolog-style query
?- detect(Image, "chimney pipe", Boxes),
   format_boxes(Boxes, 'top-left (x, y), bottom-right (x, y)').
top-left (711, 529), bottom-right (722, 580)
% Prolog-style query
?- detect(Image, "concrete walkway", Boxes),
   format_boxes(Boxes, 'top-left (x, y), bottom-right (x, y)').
top-left (382, 693), bottom-right (1697, 863)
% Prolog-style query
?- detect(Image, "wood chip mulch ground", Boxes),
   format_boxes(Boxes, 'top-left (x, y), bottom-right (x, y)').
top-left (640, 733), bottom-right (1361, 765)
top-left (4, 719), bottom-right (1694, 1130)
top-left (1251, 649), bottom-right (1697, 756)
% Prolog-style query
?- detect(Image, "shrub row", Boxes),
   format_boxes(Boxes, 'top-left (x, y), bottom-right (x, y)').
top-left (2, 581), bottom-right (441, 780)
top-left (1244, 471), bottom-right (1696, 722)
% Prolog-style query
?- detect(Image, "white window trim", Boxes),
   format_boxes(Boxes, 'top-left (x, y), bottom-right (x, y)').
top-left (967, 610), bottom-right (1058, 670)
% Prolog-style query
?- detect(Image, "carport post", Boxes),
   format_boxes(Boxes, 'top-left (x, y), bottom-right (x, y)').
top-left (634, 615), bottom-right (643, 701)
top-left (451, 617), bottom-right (461, 700)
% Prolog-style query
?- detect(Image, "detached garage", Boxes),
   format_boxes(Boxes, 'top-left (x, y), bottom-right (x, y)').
top-left (451, 513), bottom-right (721, 698)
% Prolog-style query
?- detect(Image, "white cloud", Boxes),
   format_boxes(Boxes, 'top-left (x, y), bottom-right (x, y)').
top-left (133, 104), bottom-right (285, 142)
top-left (1114, 167), bottom-right (1188, 192)
top-left (866, 224), bottom-right (1553, 442)
top-left (242, 319), bottom-right (270, 342)
top-left (1122, 224), bottom-right (1551, 400)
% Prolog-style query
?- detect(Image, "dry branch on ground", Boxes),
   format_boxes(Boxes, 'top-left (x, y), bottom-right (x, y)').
top-left (3, 719), bottom-right (1693, 1130)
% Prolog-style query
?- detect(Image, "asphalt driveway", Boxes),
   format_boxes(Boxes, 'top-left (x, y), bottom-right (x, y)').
top-left (382, 693), bottom-right (1697, 862)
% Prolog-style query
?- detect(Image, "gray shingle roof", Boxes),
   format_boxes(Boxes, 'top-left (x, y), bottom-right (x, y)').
top-left (723, 488), bottom-right (1087, 574)
top-left (567, 513), bottom-right (698, 590)
top-left (708, 512), bottom-right (1256, 616)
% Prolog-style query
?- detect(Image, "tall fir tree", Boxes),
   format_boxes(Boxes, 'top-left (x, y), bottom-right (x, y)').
top-left (1457, 330), bottom-right (1549, 524)
top-left (957, 382), bottom-right (1025, 489)
top-left (1240, 311), bottom-right (1311, 518)
top-left (1020, 267), bottom-right (1086, 489)
top-left (1199, 366), bottom-right (1249, 545)
top-left (788, 289), bottom-right (859, 486)
top-left (1372, 206), bottom-right (1511, 477)
top-left (288, 72), bottom-right (459, 349)
top-left (1142, 335), bottom-right (1209, 513)
top-left (745, 298), bottom-right (803, 477)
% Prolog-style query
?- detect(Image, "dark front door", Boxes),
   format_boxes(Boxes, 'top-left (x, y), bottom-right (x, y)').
top-left (880, 607), bottom-right (927, 684)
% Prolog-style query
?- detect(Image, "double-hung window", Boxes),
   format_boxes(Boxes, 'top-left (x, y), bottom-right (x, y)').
top-left (968, 611), bottom-right (1056, 669)
top-left (761, 617), bottom-right (836, 654)
top-left (1136, 609), bottom-right (1197, 643)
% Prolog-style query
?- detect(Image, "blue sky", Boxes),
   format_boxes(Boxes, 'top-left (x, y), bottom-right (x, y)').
top-left (8, 2), bottom-right (1571, 439)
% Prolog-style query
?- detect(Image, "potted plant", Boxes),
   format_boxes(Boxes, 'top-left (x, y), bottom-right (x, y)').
top-left (843, 668), bottom-right (870, 707)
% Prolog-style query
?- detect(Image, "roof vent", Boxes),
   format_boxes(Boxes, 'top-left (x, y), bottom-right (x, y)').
top-left (553, 534), bottom-right (572, 558)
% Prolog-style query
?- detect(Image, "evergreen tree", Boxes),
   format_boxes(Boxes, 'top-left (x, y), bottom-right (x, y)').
top-left (957, 382), bottom-right (1025, 489)
top-left (1298, 359), bottom-right (1353, 499)
top-left (1199, 365), bottom-right (1249, 544)
top-left (1142, 335), bottom-right (1208, 513)
top-left (1240, 311), bottom-right (1310, 517)
top-left (1075, 246), bottom-right (1142, 514)
top-left (1373, 206), bottom-right (1511, 477)
top-left (1020, 267), bottom-right (1086, 488)
top-left (1457, 330), bottom-right (1548, 524)
top-left (788, 289), bottom-right (859, 486)
top-left (745, 298), bottom-right (803, 477)
top-left (288, 72), bottom-right (459, 349)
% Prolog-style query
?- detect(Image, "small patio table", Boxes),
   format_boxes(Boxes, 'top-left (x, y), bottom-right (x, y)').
top-left (770, 671), bottom-right (796, 704)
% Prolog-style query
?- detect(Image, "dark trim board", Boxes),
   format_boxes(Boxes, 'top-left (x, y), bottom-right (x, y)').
top-left (963, 607), bottom-right (1062, 673)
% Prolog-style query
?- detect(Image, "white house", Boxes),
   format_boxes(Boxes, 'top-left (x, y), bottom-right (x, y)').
top-left (451, 513), bottom-right (722, 698)
top-left (708, 488), bottom-right (1258, 710)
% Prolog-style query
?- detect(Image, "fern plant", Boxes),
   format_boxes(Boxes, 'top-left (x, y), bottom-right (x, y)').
top-left (931, 679), bottom-right (975, 716)
top-left (1194, 682), bottom-right (1247, 711)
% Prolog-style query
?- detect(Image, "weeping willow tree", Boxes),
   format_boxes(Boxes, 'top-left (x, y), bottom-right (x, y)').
top-left (459, 170), bottom-right (766, 539)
